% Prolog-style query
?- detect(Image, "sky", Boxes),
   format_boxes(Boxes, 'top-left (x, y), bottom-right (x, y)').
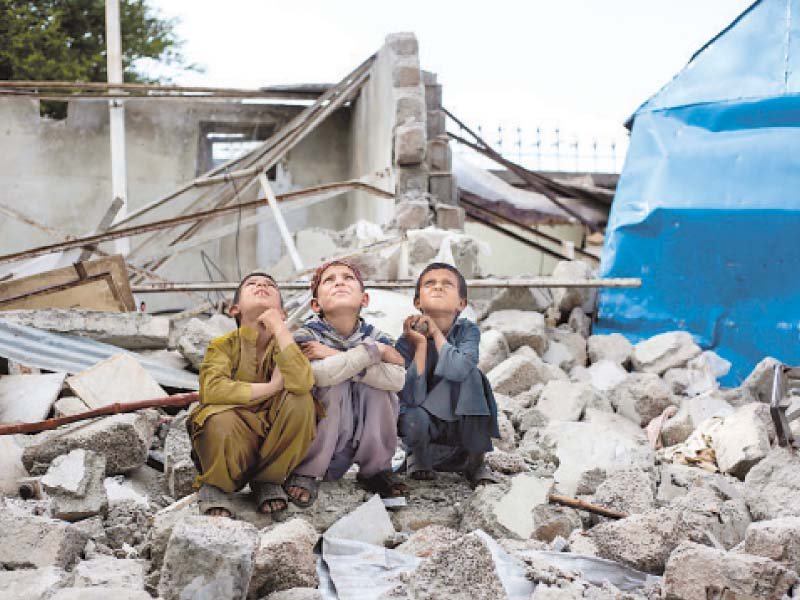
top-left (148, 1), bottom-right (754, 172)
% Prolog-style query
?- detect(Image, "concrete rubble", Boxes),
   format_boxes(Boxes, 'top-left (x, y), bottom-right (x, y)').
top-left (0, 258), bottom-right (799, 598)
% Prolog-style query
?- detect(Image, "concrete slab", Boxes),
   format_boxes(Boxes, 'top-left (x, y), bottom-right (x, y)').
top-left (0, 372), bottom-right (66, 424)
top-left (66, 354), bottom-right (166, 410)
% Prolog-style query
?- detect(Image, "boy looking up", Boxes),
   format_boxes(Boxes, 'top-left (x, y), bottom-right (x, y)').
top-left (395, 262), bottom-right (500, 486)
top-left (187, 272), bottom-right (316, 517)
top-left (284, 260), bottom-right (408, 506)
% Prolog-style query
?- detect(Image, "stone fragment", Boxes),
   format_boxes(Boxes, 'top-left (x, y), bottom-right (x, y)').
top-left (103, 499), bottom-right (154, 552)
top-left (536, 380), bottom-right (607, 422)
top-left (0, 372), bottom-right (66, 424)
top-left (392, 56), bottom-right (421, 87)
top-left (585, 360), bottom-right (627, 392)
top-left (386, 32), bottom-right (418, 56)
top-left (395, 524), bottom-right (462, 558)
top-left (744, 517), bottom-right (800, 573)
top-left (711, 403), bottom-right (771, 478)
top-left (158, 516), bottom-right (259, 600)
top-left (0, 512), bottom-right (88, 569)
top-left (163, 412), bottom-right (196, 499)
top-left (530, 504), bottom-right (582, 543)
top-left (741, 356), bottom-right (781, 404)
top-left (593, 469), bottom-right (656, 515)
top-left (53, 396), bottom-right (90, 417)
top-left (73, 556), bottom-right (146, 589)
top-left (587, 333), bottom-right (632, 366)
top-left (663, 541), bottom-right (797, 599)
top-left (484, 450), bottom-right (528, 475)
top-left (0, 567), bottom-right (73, 600)
top-left (66, 353), bottom-right (166, 410)
top-left (482, 286), bottom-right (552, 316)
top-left (480, 309), bottom-right (547, 353)
top-left (407, 533), bottom-right (506, 600)
top-left (42, 449), bottom-right (108, 521)
top-left (495, 411), bottom-right (516, 452)
top-left (395, 88), bottom-right (425, 126)
top-left (567, 307), bottom-right (591, 338)
top-left (670, 485), bottom-right (750, 550)
top-left (660, 391), bottom-right (734, 447)
top-left (546, 328), bottom-right (587, 371)
top-left (395, 122), bottom-right (426, 165)
top-left (406, 227), bottom-right (480, 277)
top-left (477, 328), bottom-right (509, 374)
top-left (263, 590), bottom-right (323, 600)
top-left (744, 447), bottom-right (800, 520)
top-left (396, 165), bottom-right (429, 198)
top-left (0, 309), bottom-right (170, 349)
top-left (631, 331), bottom-right (702, 375)
top-left (392, 199), bottom-right (430, 231)
top-left (550, 261), bottom-right (597, 313)
top-left (323, 494), bottom-right (395, 546)
top-left (523, 411), bottom-right (654, 496)
top-left (248, 519), bottom-right (318, 599)
top-left (434, 203), bottom-right (463, 230)
top-left (0, 434), bottom-right (28, 495)
top-left (609, 372), bottom-right (674, 427)
top-left (486, 352), bottom-right (566, 397)
top-left (23, 410), bottom-right (157, 475)
top-left (177, 315), bottom-right (236, 370)
top-left (461, 474), bottom-right (552, 539)
top-left (49, 589), bottom-right (151, 600)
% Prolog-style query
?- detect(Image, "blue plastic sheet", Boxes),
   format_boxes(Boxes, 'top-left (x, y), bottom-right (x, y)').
top-left (597, 0), bottom-right (800, 385)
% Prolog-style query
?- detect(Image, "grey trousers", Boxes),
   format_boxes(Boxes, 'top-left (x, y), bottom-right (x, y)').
top-left (293, 381), bottom-right (399, 481)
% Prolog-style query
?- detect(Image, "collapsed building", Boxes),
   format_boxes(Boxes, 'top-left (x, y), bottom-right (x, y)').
top-left (0, 14), bottom-right (799, 600)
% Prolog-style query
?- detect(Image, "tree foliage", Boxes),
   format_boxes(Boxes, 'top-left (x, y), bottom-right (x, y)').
top-left (0, 0), bottom-right (197, 116)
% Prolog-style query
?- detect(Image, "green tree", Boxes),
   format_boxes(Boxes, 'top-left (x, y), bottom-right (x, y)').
top-left (0, 0), bottom-right (198, 117)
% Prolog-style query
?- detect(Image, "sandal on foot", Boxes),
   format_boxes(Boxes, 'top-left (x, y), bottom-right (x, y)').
top-left (252, 481), bottom-right (288, 514)
top-left (198, 484), bottom-right (236, 518)
top-left (283, 474), bottom-right (319, 508)
top-left (465, 462), bottom-right (500, 488)
top-left (357, 470), bottom-right (409, 498)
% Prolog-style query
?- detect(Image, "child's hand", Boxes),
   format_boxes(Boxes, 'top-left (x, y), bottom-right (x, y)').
top-left (258, 308), bottom-right (286, 337)
top-left (403, 315), bottom-right (428, 346)
top-left (377, 343), bottom-right (406, 365)
top-left (415, 315), bottom-right (441, 339)
top-left (301, 341), bottom-right (341, 360)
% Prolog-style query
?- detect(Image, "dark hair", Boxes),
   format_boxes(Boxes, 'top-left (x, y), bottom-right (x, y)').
top-left (231, 272), bottom-right (281, 325)
top-left (414, 262), bottom-right (467, 301)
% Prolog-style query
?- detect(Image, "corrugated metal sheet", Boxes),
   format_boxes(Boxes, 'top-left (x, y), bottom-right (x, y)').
top-left (0, 319), bottom-right (198, 390)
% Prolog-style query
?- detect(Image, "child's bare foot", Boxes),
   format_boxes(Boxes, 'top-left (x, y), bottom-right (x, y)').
top-left (259, 499), bottom-right (287, 514)
top-left (358, 471), bottom-right (409, 498)
top-left (204, 506), bottom-right (232, 518)
top-left (253, 482), bottom-right (289, 514)
top-left (283, 474), bottom-right (319, 508)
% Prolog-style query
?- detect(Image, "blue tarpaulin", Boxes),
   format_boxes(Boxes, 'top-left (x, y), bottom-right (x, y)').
top-left (596, 0), bottom-right (800, 385)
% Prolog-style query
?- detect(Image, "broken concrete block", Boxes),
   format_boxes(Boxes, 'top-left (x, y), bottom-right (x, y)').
top-left (530, 504), bottom-right (582, 543)
top-left (176, 315), bottom-right (236, 370)
top-left (711, 403), bottom-right (771, 478)
top-left (482, 286), bottom-right (552, 317)
top-left (461, 474), bottom-right (552, 539)
top-left (477, 328), bottom-right (509, 374)
top-left (741, 356), bottom-right (781, 404)
top-left (568, 307), bottom-right (592, 338)
top-left (158, 516), bottom-right (259, 600)
top-left (395, 165), bottom-right (429, 198)
top-left (0, 567), bottom-right (73, 600)
top-left (406, 227), bottom-right (480, 277)
top-left (23, 410), bottom-right (158, 475)
top-left (631, 331), bottom-right (702, 375)
top-left (0, 309), bottom-right (170, 350)
top-left (744, 447), bottom-right (800, 520)
top-left (434, 203), bottom-right (464, 230)
top-left (545, 328), bottom-right (587, 372)
top-left (587, 333), bottom-right (632, 366)
top-left (0, 372), bottom-right (66, 424)
top-left (395, 122), bottom-right (426, 166)
top-left (48, 588), bottom-right (152, 600)
top-left (262, 590), bottom-right (323, 600)
top-left (393, 199), bottom-right (431, 231)
top-left (670, 484), bottom-right (750, 550)
top-left (524, 412), bottom-right (654, 497)
top-left (487, 352), bottom-right (566, 397)
top-left (495, 411), bottom-right (516, 452)
top-left (392, 56), bottom-right (421, 87)
top-left (550, 261), bottom-right (597, 313)
top-left (0, 435), bottom-right (28, 496)
top-left (41, 449), bottom-right (108, 521)
top-left (0, 512), bottom-right (89, 569)
top-left (53, 396), bottom-right (90, 418)
top-left (663, 541), bottom-right (797, 599)
top-left (586, 359), bottom-right (628, 392)
top-left (73, 556), bottom-right (146, 589)
top-left (536, 380), bottom-right (607, 422)
top-left (135, 348), bottom-right (189, 372)
top-left (593, 469), bottom-right (656, 516)
top-left (163, 413), bottom-right (196, 500)
top-left (428, 172), bottom-right (457, 205)
top-left (427, 137), bottom-right (452, 172)
top-left (66, 353), bottom-right (166, 410)
top-left (484, 450), bottom-right (528, 475)
top-left (407, 533), bottom-right (506, 600)
top-left (323, 494), bottom-right (395, 546)
top-left (660, 391), bottom-right (734, 447)
top-left (480, 309), bottom-right (547, 353)
top-left (744, 517), bottom-right (800, 573)
top-left (248, 519), bottom-right (319, 599)
top-left (609, 372), bottom-right (674, 427)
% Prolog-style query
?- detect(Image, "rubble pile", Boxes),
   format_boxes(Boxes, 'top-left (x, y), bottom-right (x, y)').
top-left (1, 235), bottom-right (800, 598)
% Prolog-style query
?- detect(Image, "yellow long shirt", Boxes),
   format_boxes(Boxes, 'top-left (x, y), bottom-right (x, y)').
top-left (189, 325), bottom-right (315, 429)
